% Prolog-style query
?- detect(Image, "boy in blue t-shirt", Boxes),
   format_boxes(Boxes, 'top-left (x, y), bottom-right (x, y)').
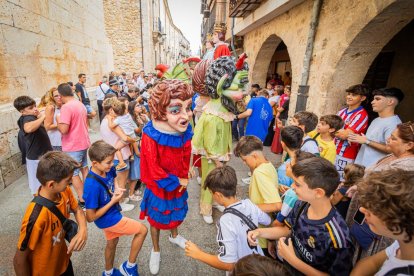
top-left (248, 157), bottom-right (354, 275)
top-left (236, 90), bottom-right (273, 142)
top-left (83, 141), bottom-right (147, 276)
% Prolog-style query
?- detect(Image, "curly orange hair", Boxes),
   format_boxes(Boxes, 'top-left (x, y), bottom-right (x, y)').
top-left (148, 79), bottom-right (193, 121)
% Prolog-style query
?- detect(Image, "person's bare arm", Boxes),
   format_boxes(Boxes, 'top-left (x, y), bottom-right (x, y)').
top-left (247, 225), bottom-right (291, 245)
top-left (44, 105), bottom-right (57, 131)
top-left (185, 241), bottom-right (234, 271)
top-left (237, 109), bottom-right (252, 119)
top-left (330, 190), bottom-right (345, 206)
top-left (351, 250), bottom-right (387, 276)
top-left (67, 206), bottom-right (88, 253)
top-left (85, 191), bottom-right (124, 222)
top-left (335, 128), bottom-right (355, 140)
top-left (257, 202), bottom-right (282, 213)
top-left (23, 113), bottom-right (45, 133)
top-left (13, 249), bottom-right (31, 276)
top-left (348, 133), bottom-right (392, 154)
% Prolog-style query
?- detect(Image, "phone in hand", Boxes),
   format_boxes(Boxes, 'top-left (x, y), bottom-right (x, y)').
top-left (353, 209), bottom-right (366, 225)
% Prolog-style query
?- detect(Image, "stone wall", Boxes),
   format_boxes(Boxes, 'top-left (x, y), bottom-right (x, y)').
top-left (103, 0), bottom-right (143, 73)
top-left (241, 0), bottom-right (414, 117)
top-left (0, 0), bottom-right (112, 103)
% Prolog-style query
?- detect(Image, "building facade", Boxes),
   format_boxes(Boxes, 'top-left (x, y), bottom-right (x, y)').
top-left (202, 0), bottom-right (413, 122)
top-left (0, 0), bottom-right (190, 190)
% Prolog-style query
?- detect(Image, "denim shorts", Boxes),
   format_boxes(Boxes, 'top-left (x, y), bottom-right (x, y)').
top-left (85, 104), bottom-right (94, 114)
top-left (113, 159), bottom-right (130, 172)
top-left (65, 149), bottom-right (88, 176)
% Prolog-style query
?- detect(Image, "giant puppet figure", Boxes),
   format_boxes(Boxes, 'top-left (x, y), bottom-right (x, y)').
top-left (192, 55), bottom-right (248, 224)
top-left (139, 79), bottom-right (193, 274)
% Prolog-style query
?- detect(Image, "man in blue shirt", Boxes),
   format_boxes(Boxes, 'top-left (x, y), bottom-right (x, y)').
top-left (237, 90), bottom-right (273, 142)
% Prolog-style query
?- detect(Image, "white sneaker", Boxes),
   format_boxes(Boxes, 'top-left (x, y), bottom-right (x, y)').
top-left (168, 234), bottom-right (187, 249)
top-left (120, 203), bottom-right (135, 212)
top-left (196, 176), bottom-right (202, 185)
top-left (242, 177), bottom-right (251, 185)
top-left (248, 171), bottom-right (252, 177)
top-left (129, 194), bottom-right (142, 202)
top-left (149, 248), bottom-right (160, 275)
top-left (203, 215), bottom-right (213, 224)
top-left (212, 203), bottom-right (225, 212)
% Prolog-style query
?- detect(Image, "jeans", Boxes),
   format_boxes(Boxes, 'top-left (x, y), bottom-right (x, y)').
top-left (232, 118), bottom-right (246, 140)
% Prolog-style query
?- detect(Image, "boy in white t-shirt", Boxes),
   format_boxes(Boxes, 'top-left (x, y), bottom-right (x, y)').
top-left (185, 166), bottom-right (271, 273)
top-left (351, 169), bottom-right (414, 276)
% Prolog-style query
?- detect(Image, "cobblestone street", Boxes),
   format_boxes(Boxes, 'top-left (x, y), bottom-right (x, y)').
top-left (0, 132), bottom-right (281, 276)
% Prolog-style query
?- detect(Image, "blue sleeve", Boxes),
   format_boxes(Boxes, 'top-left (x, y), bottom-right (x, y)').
top-left (338, 186), bottom-right (348, 196)
top-left (284, 200), bottom-right (302, 228)
top-left (246, 99), bottom-right (254, 110)
top-left (276, 212), bottom-right (286, 223)
top-left (83, 180), bottom-right (101, 209)
top-left (155, 174), bottom-right (180, 192)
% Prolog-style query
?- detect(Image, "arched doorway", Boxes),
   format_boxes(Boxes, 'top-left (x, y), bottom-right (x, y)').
top-left (324, 0), bottom-right (414, 116)
top-left (251, 35), bottom-right (292, 88)
top-left (362, 20), bottom-right (414, 122)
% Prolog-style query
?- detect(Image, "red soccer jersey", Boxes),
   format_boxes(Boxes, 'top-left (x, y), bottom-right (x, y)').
top-left (335, 106), bottom-right (368, 159)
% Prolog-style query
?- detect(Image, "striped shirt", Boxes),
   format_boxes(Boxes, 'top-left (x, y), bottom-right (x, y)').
top-left (335, 106), bottom-right (368, 159)
top-left (284, 201), bottom-right (354, 275)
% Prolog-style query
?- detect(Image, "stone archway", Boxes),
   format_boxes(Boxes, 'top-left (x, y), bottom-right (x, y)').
top-left (322, 0), bottom-right (414, 114)
top-left (251, 35), bottom-right (284, 88)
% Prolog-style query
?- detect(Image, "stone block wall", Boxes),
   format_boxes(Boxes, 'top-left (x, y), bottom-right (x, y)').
top-left (0, 88), bottom-right (99, 192)
top-left (0, 0), bottom-right (111, 103)
top-left (103, 0), bottom-right (143, 73)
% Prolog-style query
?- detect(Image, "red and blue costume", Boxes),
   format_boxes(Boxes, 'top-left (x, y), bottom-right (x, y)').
top-left (139, 121), bottom-right (193, 230)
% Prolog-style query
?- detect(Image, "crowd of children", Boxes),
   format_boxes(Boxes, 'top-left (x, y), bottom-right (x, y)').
top-left (12, 61), bottom-right (414, 276)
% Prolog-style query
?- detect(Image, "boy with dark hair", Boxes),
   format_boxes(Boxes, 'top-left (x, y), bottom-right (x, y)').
top-left (234, 136), bottom-right (281, 255)
top-left (350, 87), bottom-right (404, 167)
top-left (14, 151), bottom-right (87, 276)
top-left (309, 114), bottom-right (344, 163)
top-left (335, 84), bottom-right (369, 179)
top-left (291, 111), bottom-right (319, 155)
top-left (14, 95), bottom-right (53, 194)
top-left (83, 140), bottom-right (147, 276)
top-left (185, 166), bottom-right (271, 272)
top-left (351, 169), bottom-right (414, 275)
top-left (248, 157), bottom-right (354, 275)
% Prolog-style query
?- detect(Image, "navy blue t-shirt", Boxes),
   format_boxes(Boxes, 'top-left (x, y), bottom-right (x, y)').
top-left (284, 201), bottom-right (354, 275)
top-left (245, 97), bottom-right (273, 142)
top-left (83, 167), bottom-right (122, 229)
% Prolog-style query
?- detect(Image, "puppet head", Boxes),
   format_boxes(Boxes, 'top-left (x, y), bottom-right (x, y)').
top-left (148, 79), bottom-right (194, 133)
top-left (205, 56), bottom-right (248, 114)
top-left (192, 59), bottom-right (212, 96)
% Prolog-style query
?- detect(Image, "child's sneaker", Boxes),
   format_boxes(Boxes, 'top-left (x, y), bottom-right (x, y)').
top-left (116, 162), bottom-right (128, 171)
top-left (149, 248), bottom-right (160, 275)
top-left (241, 177), bottom-right (251, 185)
top-left (102, 268), bottom-right (122, 276)
top-left (168, 234), bottom-right (187, 249)
top-left (119, 261), bottom-right (139, 276)
top-left (129, 194), bottom-right (142, 202)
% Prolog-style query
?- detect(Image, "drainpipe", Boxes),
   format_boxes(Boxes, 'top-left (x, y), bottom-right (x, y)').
top-left (139, 0), bottom-right (145, 70)
top-left (295, 0), bottom-right (323, 112)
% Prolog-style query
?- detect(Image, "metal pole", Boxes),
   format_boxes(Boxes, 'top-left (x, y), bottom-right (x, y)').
top-left (295, 0), bottom-right (323, 112)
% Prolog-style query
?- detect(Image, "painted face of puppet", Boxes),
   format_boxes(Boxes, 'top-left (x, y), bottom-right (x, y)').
top-left (155, 98), bottom-right (193, 133)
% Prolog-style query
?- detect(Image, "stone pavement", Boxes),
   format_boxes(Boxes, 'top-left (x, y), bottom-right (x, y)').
top-left (0, 132), bottom-right (281, 276)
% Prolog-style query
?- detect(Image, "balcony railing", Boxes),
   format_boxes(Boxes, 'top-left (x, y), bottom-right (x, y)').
top-left (229, 0), bottom-right (262, 17)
